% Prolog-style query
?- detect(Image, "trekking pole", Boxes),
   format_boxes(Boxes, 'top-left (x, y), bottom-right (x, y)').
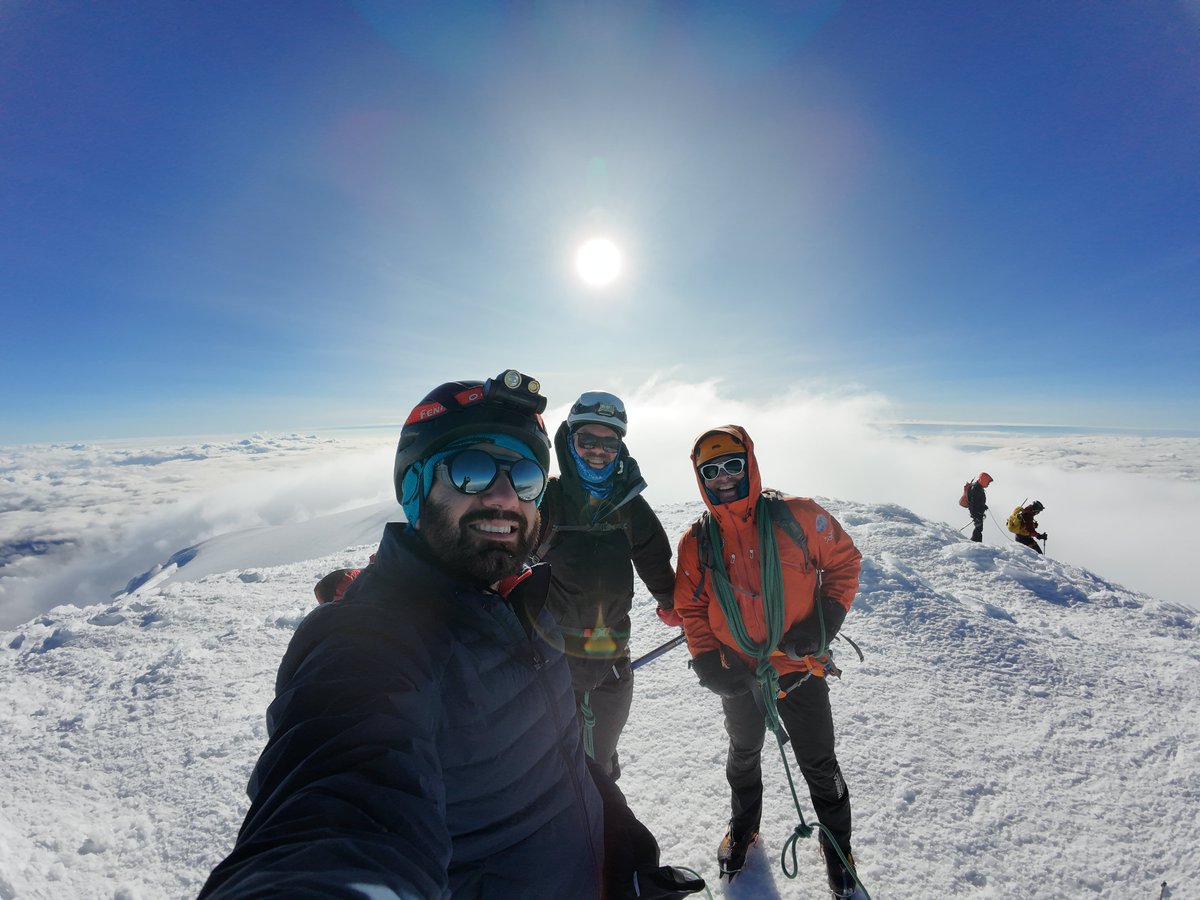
top-left (631, 632), bottom-right (687, 670)
top-left (1042, 535), bottom-right (1049, 558)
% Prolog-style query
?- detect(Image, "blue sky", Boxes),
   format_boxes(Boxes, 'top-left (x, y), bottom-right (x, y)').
top-left (2, 1), bottom-right (1197, 443)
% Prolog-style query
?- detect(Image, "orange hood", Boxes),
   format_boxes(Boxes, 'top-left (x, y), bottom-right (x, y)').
top-left (691, 424), bottom-right (763, 528)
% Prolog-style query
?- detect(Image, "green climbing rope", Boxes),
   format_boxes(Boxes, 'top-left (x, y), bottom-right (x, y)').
top-left (580, 690), bottom-right (595, 760)
top-left (703, 498), bottom-right (871, 899)
top-left (703, 501), bottom-right (784, 715)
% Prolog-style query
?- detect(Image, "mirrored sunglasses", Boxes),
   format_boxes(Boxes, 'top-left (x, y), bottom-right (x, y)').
top-left (435, 449), bottom-right (547, 502)
top-left (699, 456), bottom-right (747, 481)
top-left (574, 432), bottom-right (621, 453)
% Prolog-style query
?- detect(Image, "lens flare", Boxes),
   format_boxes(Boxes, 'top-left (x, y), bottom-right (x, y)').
top-left (574, 237), bottom-right (623, 287)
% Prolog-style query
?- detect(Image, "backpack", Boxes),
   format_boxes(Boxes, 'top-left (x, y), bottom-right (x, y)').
top-left (686, 490), bottom-right (816, 607)
top-left (686, 491), bottom-right (865, 664)
top-left (959, 481), bottom-right (971, 508)
top-left (314, 567), bottom-right (361, 604)
top-left (1006, 505), bottom-right (1024, 534)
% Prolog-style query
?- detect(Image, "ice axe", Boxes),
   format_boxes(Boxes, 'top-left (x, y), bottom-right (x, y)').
top-left (631, 632), bottom-right (687, 670)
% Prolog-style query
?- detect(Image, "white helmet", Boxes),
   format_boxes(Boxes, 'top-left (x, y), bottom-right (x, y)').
top-left (567, 391), bottom-right (627, 437)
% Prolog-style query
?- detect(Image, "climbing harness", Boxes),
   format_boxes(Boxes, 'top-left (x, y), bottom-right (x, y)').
top-left (702, 494), bottom-right (873, 899)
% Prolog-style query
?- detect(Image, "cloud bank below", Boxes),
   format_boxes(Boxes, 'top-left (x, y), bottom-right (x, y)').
top-left (1, 377), bottom-right (1197, 629)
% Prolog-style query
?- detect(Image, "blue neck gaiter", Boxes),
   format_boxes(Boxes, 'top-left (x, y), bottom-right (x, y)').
top-left (569, 439), bottom-right (616, 499)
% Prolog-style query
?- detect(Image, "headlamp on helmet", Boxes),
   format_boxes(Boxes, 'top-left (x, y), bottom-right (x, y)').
top-left (485, 369), bottom-right (546, 416)
top-left (394, 369), bottom-right (551, 509)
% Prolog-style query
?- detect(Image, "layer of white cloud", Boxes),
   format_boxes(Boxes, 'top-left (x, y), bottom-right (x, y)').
top-left (2, 378), bottom-right (1198, 632)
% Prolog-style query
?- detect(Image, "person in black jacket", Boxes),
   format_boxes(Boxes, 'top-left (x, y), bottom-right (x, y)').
top-left (967, 472), bottom-right (993, 542)
top-left (534, 391), bottom-right (678, 781)
top-left (200, 370), bottom-right (703, 900)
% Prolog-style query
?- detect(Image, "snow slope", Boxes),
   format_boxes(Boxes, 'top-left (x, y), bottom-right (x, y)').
top-left (3, 497), bottom-right (1197, 899)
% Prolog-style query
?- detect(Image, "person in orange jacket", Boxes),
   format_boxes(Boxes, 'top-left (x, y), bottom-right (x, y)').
top-left (674, 425), bottom-right (864, 898)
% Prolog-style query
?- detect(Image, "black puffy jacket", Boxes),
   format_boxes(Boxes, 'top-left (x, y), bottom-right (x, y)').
top-left (535, 422), bottom-right (675, 690)
top-left (201, 523), bottom-right (606, 899)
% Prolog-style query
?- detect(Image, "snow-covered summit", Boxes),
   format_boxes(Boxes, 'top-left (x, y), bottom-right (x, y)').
top-left (3, 496), bottom-right (1196, 899)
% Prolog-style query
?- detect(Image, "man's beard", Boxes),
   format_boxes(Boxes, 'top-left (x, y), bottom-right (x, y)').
top-left (420, 502), bottom-right (539, 585)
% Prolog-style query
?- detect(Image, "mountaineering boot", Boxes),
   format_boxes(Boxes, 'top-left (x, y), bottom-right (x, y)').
top-left (822, 844), bottom-right (866, 899)
top-left (717, 822), bottom-right (759, 881)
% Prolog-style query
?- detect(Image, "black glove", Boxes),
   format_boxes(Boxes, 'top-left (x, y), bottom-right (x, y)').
top-left (779, 596), bottom-right (847, 660)
top-left (624, 866), bottom-right (706, 900)
top-left (690, 649), bottom-right (754, 698)
top-left (589, 760), bottom-right (707, 900)
top-left (1039, 532), bottom-right (1048, 540)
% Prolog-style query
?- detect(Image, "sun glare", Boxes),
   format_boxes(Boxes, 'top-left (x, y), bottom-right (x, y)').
top-left (574, 237), bottom-right (623, 288)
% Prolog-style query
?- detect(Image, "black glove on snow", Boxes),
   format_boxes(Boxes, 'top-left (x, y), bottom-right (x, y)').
top-left (690, 649), bottom-right (754, 698)
top-left (625, 866), bottom-right (706, 900)
top-left (779, 596), bottom-right (847, 661)
top-left (588, 759), bottom-right (706, 900)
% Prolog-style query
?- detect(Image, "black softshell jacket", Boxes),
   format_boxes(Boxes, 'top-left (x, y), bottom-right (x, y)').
top-left (535, 422), bottom-right (675, 690)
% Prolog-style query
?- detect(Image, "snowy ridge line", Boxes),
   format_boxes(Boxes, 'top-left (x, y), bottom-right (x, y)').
top-left (2, 499), bottom-right (1198, 898)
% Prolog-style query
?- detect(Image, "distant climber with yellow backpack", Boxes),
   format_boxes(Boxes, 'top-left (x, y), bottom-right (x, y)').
top-left (1007, 500), bottom-right (1048, 554)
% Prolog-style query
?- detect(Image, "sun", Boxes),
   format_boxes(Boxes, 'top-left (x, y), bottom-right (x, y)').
top-left (574, 237), bottom-right (624, 288)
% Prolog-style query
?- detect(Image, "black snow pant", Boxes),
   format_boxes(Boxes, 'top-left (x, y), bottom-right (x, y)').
top-left (1015, 533), bottom-right (1043, 554)
top-left (573, 655), bottom-right (634, 780)
top-left (971, 515), bottom-right (984, 542)
top-left (722, 673), bottom-right (852, 856)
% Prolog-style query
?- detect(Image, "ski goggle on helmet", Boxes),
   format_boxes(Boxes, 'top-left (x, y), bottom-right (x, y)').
top-left (567, 391), bottom-right (627, 437)
top-left (434, 448), bottom-right (547, 501)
